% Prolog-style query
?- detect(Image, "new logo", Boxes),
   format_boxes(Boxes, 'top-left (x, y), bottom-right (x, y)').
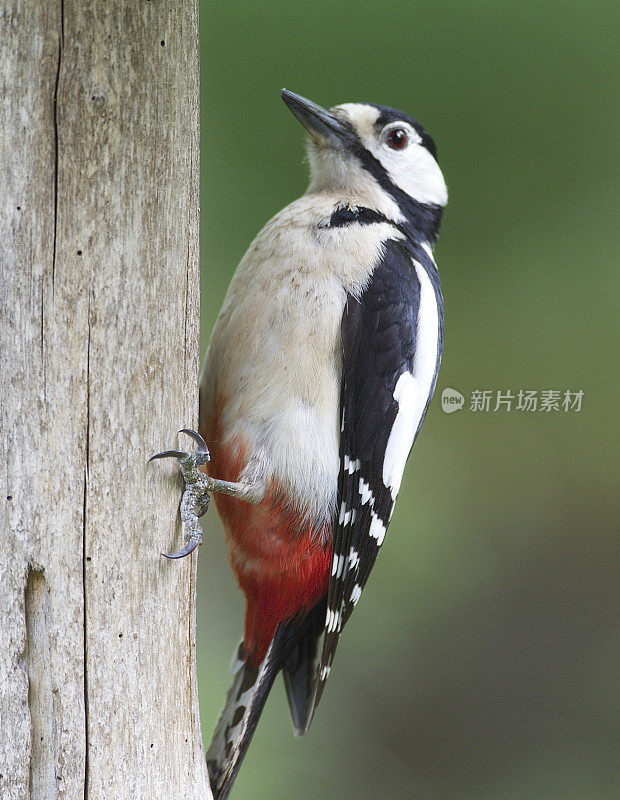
top-left (441, 388), bottom-right (464, 413)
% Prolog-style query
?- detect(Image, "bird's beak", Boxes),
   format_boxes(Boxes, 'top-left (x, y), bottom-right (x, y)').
top-left (281, 89), bottom-right (351, 147)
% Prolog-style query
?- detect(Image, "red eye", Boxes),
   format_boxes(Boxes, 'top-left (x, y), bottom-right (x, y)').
top-left (385, 127), bottom-right (409, 150)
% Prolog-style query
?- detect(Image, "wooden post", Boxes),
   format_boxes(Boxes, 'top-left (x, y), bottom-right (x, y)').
top-left (0, 1), bottom-right (212, 798)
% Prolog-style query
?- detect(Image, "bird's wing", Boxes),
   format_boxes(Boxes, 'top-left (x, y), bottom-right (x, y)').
top-left (306, 238), bottom-right (443, 725)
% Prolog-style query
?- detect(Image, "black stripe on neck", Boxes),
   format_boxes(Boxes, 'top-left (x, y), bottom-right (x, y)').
top-left (319, 203), bottom-right (441, 258)
top-left (319, 205), bottom-right (390, 229)
top-left (351, 143), bottom-right (444, 242)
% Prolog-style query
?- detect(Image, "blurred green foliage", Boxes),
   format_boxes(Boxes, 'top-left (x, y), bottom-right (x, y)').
top-left (197, 3), bottom-right (619, 798)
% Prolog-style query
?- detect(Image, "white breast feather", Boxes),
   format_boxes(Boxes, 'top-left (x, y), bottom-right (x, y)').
top-left (201, 195), bottom-right (403, 527)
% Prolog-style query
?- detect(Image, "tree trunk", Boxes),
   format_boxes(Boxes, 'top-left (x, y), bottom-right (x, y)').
top-left (0, 1), bottom-right (212, 798)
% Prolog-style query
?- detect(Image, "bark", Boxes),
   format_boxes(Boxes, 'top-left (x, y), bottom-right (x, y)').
top-left (0, 1), bottom-right (212, 798)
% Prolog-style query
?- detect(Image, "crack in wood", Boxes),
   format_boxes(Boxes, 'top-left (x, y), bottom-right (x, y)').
top-left (51, 1), bottom-right (63, 295)
top-left (82, 289), bottom-right (92, 800)
top-left (24, 567), bottom-right (59, 800)
top-left (82, 478), bottom-right (89, 800)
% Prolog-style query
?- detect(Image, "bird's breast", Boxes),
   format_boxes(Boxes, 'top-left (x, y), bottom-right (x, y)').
top-left (200, 195), bottom-right (402, 527)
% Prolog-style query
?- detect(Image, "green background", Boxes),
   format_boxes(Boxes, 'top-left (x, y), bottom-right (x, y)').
top-left (197, 3), bottom-right (619, 798)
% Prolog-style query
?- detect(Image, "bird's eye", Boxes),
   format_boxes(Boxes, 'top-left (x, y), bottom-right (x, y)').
top-left (385, 127), bottom-right (409, 150)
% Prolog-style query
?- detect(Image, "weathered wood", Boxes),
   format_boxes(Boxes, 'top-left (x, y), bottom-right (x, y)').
top-left (0, 1), bottom-right (211, 798)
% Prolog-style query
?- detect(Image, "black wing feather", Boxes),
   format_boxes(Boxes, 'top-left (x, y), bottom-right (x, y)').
top-left (311, 238), bottom-right (443, 716)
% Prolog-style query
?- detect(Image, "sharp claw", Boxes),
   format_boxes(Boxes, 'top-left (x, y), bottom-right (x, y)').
top-left (149, 450), bottom-right (188, 462)
top-left (152, 430), bottom-right (210, 559)
top-left (161, 537), bottom-right (201, 559)
top-left (179, 428), bottom-right (209, 452)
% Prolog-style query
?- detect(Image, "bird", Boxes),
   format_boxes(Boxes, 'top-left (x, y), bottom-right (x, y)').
top-left (151, 89), bottom-right (448, 800)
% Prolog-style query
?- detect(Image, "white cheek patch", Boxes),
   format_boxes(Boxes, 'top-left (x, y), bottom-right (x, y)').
top-left (382, 263), bottom-right (440, 499)
top-left (349, 118), bottom-right (447, 208)
top-left (376, 142), bottom-right (447, 206)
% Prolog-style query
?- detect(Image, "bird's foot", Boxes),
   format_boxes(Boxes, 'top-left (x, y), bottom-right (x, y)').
top-left (150, 429), bottom-right (212, 559)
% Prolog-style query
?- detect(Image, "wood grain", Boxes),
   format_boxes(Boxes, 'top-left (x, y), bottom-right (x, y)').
top-left (0, 1), bottom-right (211, 797)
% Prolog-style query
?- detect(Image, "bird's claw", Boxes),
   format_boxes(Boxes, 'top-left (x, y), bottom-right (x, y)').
top-left (161, 537), bottom-right (201, 560)
top-left (149, 450), bottom-right (188, 461)
top-left (179, 428), bottom-right (209, 450)
top-left (150, 429), bottom-right (212, 559)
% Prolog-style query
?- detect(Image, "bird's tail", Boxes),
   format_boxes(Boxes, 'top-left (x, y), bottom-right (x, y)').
top-left (281, 598), bottom-right (326, 736)
top-left (206, 637), bottom-right (281, 800)
top-left (206, 599), bottom-right (327, 799)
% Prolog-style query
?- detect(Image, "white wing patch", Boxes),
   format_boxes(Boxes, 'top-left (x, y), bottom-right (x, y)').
top-left (359, 478), bottom-right (375, 506)
top-left (382, 262), bottom-right (439, 499)
top-left (343, 455), bottom-right (361, 474)
top-left (368, 511), bottom-right (387, 545)
top-left (350, 584), bottom-right (362, 605)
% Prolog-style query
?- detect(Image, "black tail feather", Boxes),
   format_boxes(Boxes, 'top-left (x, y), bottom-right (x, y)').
top-left (207, 639), bottom-right (280, 800)
top-left (207, 598), bottom-right (327, 799)
top-left (281, 598), bottom-right (327, 736)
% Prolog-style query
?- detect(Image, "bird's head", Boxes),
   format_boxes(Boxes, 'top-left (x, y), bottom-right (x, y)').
top-left (281, 89), bottom-right (447, 239)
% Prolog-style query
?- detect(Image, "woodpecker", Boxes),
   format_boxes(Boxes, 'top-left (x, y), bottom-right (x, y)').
top-left (152, 89), bottom-right (447, 800)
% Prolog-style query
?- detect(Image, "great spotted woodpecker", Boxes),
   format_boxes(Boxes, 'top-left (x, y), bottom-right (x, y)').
top-left (152, 89), bottom-right (447, 799)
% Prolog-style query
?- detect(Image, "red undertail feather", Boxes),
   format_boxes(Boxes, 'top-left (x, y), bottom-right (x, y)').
top-left (201, 411), bottom-right (331, 668)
